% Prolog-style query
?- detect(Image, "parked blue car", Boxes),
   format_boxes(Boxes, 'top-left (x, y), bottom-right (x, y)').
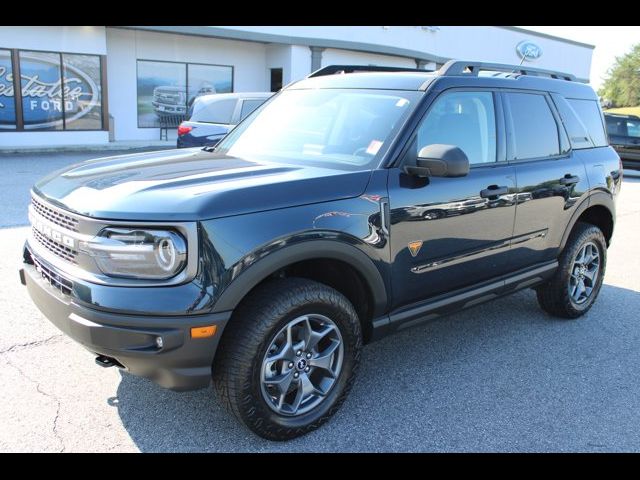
top-left (177, 92), bottom-right (272, 148)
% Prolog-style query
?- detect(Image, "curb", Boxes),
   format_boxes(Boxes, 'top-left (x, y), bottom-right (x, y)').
top-left (0, 143), bottom-right (177, 155)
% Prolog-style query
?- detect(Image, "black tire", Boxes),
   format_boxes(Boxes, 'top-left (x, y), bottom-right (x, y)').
top-left (212, 277), bottom-right (362, 440)
top-left (536, 222), bottom-right (607, 319)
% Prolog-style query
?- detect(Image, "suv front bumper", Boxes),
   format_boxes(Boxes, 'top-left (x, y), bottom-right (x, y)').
top-left (20, 249), bottom-right (231, 391)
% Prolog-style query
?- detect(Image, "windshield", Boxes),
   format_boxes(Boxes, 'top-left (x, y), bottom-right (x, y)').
top-left (215, 88), bottom-right (421, 170)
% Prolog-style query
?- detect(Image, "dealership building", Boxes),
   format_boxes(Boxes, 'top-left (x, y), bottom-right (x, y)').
top-left (0, 26), bottom-right (595, 148)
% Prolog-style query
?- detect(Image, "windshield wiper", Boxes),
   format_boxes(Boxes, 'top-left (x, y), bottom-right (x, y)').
top-left (201, 145), bottom-right (217, 153)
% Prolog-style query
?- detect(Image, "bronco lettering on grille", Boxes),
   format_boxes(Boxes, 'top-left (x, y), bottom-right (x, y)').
top-left (29, 210), bottom-right (76, 249)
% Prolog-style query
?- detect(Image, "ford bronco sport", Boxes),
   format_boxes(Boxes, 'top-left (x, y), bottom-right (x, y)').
top-left (20, 61), bottom-right (621, 440)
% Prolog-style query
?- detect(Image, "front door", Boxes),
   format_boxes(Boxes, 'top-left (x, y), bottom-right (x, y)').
top-left (388, 89), bottom-right (517, 310)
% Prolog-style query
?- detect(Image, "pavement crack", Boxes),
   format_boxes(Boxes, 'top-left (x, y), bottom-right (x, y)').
top-left (1, 352), bottom-right (66, 452)
top-left (0, 334), bottom-right (64, 354)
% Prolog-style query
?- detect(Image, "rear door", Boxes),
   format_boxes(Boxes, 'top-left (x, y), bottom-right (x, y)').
top-left (503, 90), bottom-right (589, 271)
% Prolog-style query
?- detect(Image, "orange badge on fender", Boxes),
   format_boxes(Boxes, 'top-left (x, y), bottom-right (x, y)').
top-left (408, 241), bottom-right (423, 257)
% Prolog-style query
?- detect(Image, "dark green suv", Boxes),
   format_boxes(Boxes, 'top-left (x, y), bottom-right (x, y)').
top-left (21, 61), bottom-right (621, 440)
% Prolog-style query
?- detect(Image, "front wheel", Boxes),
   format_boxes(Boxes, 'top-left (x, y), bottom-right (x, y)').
top-left (536, 222), bottom-right (607, 319)
top-left (213, 278), bottom-right (362, 440)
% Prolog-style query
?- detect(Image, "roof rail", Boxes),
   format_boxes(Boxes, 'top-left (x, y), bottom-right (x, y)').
top-left (438, 60), bottom-right (576, 82)
top-left (308, 64), bottom-right (429, 78)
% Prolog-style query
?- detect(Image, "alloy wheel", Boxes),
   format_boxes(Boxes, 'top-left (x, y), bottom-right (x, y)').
top-left (569, 241), bottom-right (600, 305)
top-left (260, 314), bottom-right (344, 416)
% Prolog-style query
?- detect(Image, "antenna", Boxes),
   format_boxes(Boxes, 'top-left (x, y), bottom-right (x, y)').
top-left (510, 54), bottom-right (527, 75)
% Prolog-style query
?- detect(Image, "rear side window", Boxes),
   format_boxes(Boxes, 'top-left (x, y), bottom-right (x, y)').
top-left (567, 99), bottom-right (608, 147)
top-left (190, 98), bottom-right (237, 124)
top-left (504, 92), bottom-right (560, 160)
top-left (240, 99), bottom-right (266, 120)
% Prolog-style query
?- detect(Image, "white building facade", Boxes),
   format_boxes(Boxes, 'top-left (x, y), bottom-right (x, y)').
top-left (0, 26), bottom-right (595, 147)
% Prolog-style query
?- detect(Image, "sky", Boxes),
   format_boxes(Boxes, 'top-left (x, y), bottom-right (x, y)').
top-left (520, 26), bottom-right (640, 91)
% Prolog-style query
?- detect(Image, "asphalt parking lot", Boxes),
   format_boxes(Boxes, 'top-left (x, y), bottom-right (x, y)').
top-left (1, 152), bottom-right (640, 452)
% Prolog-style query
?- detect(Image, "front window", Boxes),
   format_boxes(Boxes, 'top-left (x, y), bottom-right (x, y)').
top-left (216, 88), bottom-right (421, 170)
top-left (416, 90), bottom-right (497, 164)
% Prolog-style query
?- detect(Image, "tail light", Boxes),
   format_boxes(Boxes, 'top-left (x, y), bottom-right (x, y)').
top-left (177, 124), bottom-right (192, 136)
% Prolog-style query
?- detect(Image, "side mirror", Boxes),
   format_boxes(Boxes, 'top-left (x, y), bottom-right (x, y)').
top-left (405, 144), bottom-right (470, 178)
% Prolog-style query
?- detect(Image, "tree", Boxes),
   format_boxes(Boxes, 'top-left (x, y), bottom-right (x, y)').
top-left (599, 44), bottom-right (640, 108)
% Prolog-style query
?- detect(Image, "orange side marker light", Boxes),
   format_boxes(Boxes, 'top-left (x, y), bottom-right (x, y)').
top-left (191, 325), bottom-right (217, 339)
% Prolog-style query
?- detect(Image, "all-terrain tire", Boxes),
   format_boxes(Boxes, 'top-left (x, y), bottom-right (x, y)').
top-left (536, 222), bottom-right (607, 319)
top-left (212, 277), bottom-right (362, 440)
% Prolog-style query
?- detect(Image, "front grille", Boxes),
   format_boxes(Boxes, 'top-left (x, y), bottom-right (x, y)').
top-left (32, 254), bottom-right (73, 296)
top-left (32, 227), bottom-right (78, 264)
top-left (31, 196), bottom-right (79, 232)
top-left (155, 93), bottom-right (181, 105)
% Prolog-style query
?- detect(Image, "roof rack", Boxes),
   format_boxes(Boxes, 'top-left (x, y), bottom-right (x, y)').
top-left (438, 60), bottom-right (576, 81)
top-left (308, 64), bottom-right (429, 78)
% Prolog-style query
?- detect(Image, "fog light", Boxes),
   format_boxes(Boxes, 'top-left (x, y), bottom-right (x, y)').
top-left (155, 336), bottom-right (164, 349)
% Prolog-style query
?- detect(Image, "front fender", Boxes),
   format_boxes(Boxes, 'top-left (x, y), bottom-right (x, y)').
top-left (198, 191), bottom-right (391, 317)
top-left (210, 238), bottom-right (388, 316)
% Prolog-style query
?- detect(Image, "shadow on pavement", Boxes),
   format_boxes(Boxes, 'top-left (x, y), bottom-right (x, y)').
top-left (112, 283), bottom-right (640, 452)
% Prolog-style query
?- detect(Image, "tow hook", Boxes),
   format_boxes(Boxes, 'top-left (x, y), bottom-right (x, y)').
top-left (95, 355), bottom-right (124, 368)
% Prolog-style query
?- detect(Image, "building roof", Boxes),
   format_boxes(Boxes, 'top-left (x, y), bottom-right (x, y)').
top-left (119, 26), bottom-right (595, 66)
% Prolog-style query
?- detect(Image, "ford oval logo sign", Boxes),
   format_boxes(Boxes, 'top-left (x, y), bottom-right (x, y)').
top-left (516, 41), bottom-right (543, 61)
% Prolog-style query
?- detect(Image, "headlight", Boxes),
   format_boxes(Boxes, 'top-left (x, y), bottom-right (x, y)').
top-left (79, 228), bottom-right (187, 280)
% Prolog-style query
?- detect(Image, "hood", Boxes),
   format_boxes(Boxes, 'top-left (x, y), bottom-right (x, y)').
top-left (34, 148), bottom-right (372, 221)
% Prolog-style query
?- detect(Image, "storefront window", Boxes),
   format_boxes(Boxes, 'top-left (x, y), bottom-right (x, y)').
top-left (20, 51), bottom-right (64, 130)
top-left (137, 60), bottom-right (187, 128)
top-left (16, 50), bottom-right (103, 131)
top-left (0, 49), bottom-right (16, 130)
top-left (137, 60), bottom-right (233, 128)
top-left (62, 54), bottom-right (102, 130)
top-left (187, 64), bottom-right (233, 106)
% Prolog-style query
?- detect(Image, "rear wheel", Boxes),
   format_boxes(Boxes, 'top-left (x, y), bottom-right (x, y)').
top-left (536, 222), bottom-right (607, 319)
top-left (213, 278), bottom-right (362, 440)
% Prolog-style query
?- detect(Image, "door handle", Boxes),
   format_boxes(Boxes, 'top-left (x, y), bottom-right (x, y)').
top-left (379, 199), bottom-right (390, 236)
top-left (480, 185), bottom-right (508, 198)
top-left (560, 174), bottom-right (580, 186)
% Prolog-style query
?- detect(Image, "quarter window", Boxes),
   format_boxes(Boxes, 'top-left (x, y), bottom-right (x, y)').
top-left (416, 91), bottom-right (497, 164)
top-left (551, 93), bottom-right (591, 149)
top-left (567, 99), bottom-right (608, 147)
top-left (240, 99), bottom-right (265, 120)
